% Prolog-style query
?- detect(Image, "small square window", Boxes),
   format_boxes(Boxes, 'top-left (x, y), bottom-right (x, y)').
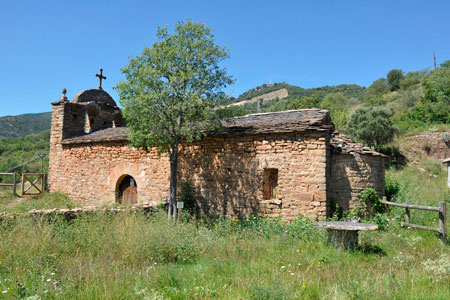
top-left (263, 168), bottom-right (278, 200)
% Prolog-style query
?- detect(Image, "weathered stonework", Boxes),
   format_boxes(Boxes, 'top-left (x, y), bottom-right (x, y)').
top-left (48, 88), bottom-right (385, 220)
top-left (329, 153), bottom-right (385, 211)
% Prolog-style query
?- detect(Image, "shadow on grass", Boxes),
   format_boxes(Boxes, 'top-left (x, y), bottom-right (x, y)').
top-left (358, 243), bottom-right (387, 256)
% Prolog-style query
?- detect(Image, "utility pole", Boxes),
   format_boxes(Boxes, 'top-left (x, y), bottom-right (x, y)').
top-left (37, 154), bottom-right (48, 173)
top-left (433, 51), bottom-right (437, 70)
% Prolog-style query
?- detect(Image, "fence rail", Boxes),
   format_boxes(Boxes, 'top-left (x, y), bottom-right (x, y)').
top-left (382, 197), bottom-right (447, 241)
top-left (0, 172), bottom-right (17, 196)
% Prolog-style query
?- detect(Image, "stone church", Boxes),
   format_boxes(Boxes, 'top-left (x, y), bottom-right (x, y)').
top-left (48, 86), bottom-right (386, 220)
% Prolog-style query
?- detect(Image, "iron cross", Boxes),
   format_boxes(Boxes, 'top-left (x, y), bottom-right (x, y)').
top-left (96, 68), bottom-right (107, 89)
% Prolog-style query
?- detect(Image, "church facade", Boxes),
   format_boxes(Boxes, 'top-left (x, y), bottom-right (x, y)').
top-left (48, 87), bottom-right (386, 220)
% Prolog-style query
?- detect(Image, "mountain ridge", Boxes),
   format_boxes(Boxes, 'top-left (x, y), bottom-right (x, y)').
top-left (0, 112), bottom-right (51, 138)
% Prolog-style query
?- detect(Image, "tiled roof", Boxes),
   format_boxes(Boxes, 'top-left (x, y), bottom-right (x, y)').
top-left (330, 132), bottom-right (387, 157)
top-left (63, 109), bottom-right (333, 144)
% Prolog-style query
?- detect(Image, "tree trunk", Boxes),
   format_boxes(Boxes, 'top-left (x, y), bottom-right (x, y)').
top-left (168, 143), bottom-right (179, 222)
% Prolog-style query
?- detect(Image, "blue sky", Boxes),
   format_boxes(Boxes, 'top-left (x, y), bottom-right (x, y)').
top-left (1, 0), bottom-right (449, 116)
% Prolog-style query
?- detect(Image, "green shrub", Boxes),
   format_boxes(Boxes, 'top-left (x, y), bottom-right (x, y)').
top-left (385, 176), bottom-right (400, 201)
top-left (361, 188), bottom-right (385, 215)
top-left (373, 213), bottom-right (389, 230)
top-left (346, 107), bottom-right (397, 151)
top-left (177, 181), bottom-right (198, 216)
top-left (387, 69), bottom-right (404, 91)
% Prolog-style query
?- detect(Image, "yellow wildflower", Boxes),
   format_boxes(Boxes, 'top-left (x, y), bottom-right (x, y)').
top-left (302, 283), bottom-right (306, 289)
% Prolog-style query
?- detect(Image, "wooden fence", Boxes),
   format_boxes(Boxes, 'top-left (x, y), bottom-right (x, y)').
top-left (382, 197), bottom-right (447, 241)
top-left (0, 172), bottom-right (18, 196)
top-left (21, 173), bottom-right (46, 196)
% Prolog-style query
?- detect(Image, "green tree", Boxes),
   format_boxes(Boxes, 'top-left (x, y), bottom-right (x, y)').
top-left (407, 67), bottom-right (450, 124)
top-left (346, 107), bottom-right (396, 151)
top-left (440, 60), bottom-right (450, 69)
top-left (291, 94), bottom-right (321, 109)
top-left (320, 92), bottom-right (349, 131)
top-left (364, 78), bottom-right (389, 105)
top-left (115, 20), bottom-right (233, 220)
top-left (386, 69), bottom-right (404, 91)
top-left (422, 67), bottom-right (450, 104)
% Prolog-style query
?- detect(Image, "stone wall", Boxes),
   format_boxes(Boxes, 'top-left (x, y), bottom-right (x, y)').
top-left (328, 153), bottom-right (385, 212)
top-left (49, 101), bottom-right (123, 193)
top-left (179, 132), bottom-right (329, 220)
top-left (51, 141), bottom-right (170, 206)
top-left (48, 101), bottom-right (385, 220)
top-left (49, 131), bottom-right (329, 220)
top-left (405, 131), bottom-right (450, 161)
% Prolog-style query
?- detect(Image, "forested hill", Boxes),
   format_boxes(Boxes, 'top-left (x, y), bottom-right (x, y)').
top-left (219, 62), bottom-right (450, 136)
top-left (0, 112), bottom-right (51, 138)
top-left (228, 82), bottom-right (366, 104)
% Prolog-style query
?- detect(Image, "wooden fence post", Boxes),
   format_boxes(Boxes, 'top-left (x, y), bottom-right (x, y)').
top-left (21, 173), bottom-right (24, 196)
top-left (439, 202), bottom-right (447, 241)
top-left (405, 200), bottom-right (411, 225)
top-left (12, 172), bottom-right (17, 196)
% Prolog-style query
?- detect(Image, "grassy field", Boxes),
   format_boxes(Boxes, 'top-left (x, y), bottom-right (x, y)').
top-left (0, 162), bottom-right (449, 299)
top-left (0, 191), bottom-right (78, 214)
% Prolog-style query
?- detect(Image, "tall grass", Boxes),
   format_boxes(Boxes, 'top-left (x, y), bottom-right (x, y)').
top-left (0, 207), bottom-right (449, 299)
top-left (0, 160), bottom-right (449, 299)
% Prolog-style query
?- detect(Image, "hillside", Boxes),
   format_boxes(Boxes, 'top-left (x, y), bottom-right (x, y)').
top-left (228, 82), bottom-right (365, 105)
top-left (0, 129), bottom-right (50, 178)
top-left (0, 112), bottom-right (51, 138)
top-left (220, 63), bottom-right (450, 136)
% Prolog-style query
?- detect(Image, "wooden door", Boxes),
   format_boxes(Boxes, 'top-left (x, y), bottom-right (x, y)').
top-left (118, 176), bottom-right (137, 205)
top-left (123, 185), bottom-right (137, 205)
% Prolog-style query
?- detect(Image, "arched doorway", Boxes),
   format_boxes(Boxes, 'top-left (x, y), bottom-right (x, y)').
top-left (116, 175), bottom-right (138, 205)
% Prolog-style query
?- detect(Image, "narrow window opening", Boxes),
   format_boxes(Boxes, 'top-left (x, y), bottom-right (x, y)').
top-left (263, 168), bottom-right (278, 200)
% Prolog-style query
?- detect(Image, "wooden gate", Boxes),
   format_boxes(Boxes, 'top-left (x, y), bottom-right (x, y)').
top-left (22, 173), bottom-right (46, 196)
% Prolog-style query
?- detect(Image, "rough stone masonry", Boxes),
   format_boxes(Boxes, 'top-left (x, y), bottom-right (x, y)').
top-left (48, 87), bottom-right (386, 221)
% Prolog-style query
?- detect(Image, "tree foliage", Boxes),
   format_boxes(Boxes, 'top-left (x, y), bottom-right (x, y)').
top-left (387, 69), bottom-right (404, 91)
top-left (405, 67), bottom-right (450, 125)
top-left (364, 78), bottom-right (389, 105)
top-left (346, 107), bottom-right (396, 150)
top-left (320, 92), bottom-right (349, 131)
top-left (114, 20), bottom-right (233, 219)
top-left (291, 95), bottom-right (321, 109)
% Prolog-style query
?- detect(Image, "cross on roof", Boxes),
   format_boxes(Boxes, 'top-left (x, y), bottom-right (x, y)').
top-left (96, 68), bottom-right (107, 90)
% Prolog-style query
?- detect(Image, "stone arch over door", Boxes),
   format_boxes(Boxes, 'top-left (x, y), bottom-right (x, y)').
top-left (116, 174), bottom-right (138, 205)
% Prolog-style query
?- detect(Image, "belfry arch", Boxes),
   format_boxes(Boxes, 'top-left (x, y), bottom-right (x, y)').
top-left (84, 102), bottom-right (100, 133)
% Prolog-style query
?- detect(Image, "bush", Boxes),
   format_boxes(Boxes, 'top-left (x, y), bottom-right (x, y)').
top-left (387, 69), bottom-right (404, 91)
top-left (361, 188), bottom-right (385, 216)
top-left (385, 176), bottom-right (400, 201)
top-left (346, 107), bottom-right (397, 151)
